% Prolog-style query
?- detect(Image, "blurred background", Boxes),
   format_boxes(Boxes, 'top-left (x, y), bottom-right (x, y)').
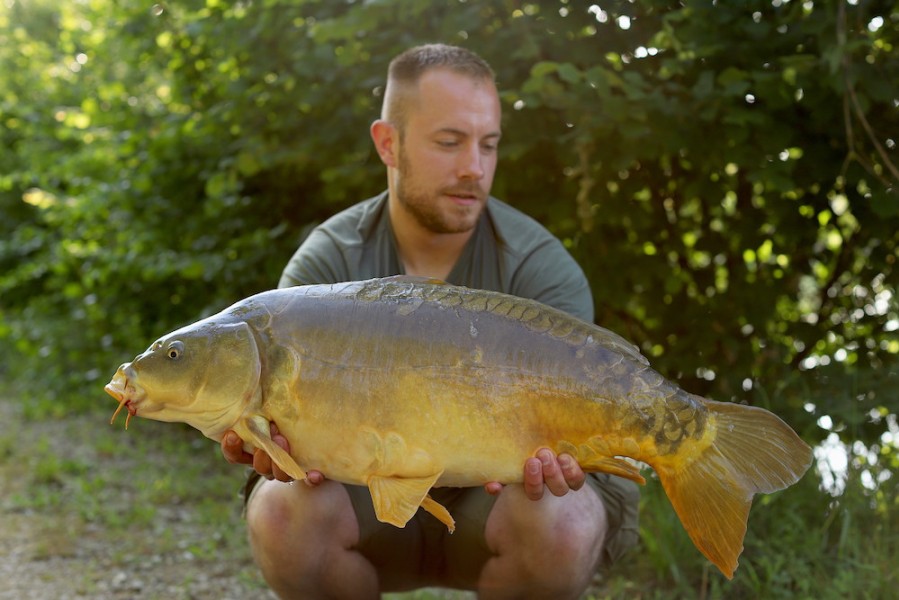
top-left (1, 1), bottom-right (896, 598)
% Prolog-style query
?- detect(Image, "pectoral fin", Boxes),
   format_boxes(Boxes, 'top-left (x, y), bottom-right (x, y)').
top-left (368, 472), bottom-right (451, 530)
top-left (236, 416), bottom-right (307, 481)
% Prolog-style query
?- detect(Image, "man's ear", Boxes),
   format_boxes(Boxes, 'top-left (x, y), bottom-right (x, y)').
top-left (370, 119), bottom-right (399, 168)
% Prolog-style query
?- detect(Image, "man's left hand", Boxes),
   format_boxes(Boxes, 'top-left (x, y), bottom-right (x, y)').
top-left (484, 448), bottom-right (585, 499)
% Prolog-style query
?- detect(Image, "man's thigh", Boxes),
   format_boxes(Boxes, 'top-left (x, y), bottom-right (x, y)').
top-left (244, 472), bottom-right (638, 585)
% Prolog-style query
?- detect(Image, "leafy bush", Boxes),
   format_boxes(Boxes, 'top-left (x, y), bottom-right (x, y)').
top-left (0, 0), bottom-right (895, 484)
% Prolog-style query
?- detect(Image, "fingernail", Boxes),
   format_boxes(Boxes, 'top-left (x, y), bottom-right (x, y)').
top-left (527, 459), bottom-right (541, 475)
top-left (539, 451), bottom-right (552, 467)
top-left (224, 432), bottom-right (237, 445)
top-left (559, 455), bottom-right (571, 470)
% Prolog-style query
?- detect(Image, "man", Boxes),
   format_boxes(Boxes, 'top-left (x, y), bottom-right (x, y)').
top-left (221, 44), bottom-right (638, 599)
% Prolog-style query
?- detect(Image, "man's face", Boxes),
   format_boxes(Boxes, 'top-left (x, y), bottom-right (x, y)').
top-left (393, 69), bottom-right (502, 234)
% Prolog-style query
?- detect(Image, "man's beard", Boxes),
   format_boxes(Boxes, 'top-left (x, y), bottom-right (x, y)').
top-left (395, 147), bottom-right (485, 234)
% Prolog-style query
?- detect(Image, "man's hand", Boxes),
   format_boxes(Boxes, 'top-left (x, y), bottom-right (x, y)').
top-left (484, 448), bottom-right (585, 499)
top-left (220, 423), bottom-right (325, 486)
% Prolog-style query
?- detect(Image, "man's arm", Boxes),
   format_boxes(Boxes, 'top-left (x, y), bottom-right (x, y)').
top-left (278, 228), bottom-right (350, 289)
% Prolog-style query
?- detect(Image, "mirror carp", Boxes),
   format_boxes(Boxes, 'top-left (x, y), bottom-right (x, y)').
top-left (105, 276), bottom-right (812, 578)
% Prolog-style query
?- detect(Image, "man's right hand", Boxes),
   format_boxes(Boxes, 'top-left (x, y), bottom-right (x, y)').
top-left (220, 423), bottom-right (325, 486)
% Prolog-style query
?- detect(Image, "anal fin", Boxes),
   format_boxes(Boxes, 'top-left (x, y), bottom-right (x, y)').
top-left (558, 440), bottom-right (646, 485)
top-left (579, 455), bottom-right (646, 485)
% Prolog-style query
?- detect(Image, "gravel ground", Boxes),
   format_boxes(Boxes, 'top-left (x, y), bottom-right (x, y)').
top-left (0, 397), bottom-right (276, 600)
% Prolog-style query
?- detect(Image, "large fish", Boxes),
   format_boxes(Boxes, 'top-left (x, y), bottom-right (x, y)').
top-left (105, 276), bottom-right (811, 578)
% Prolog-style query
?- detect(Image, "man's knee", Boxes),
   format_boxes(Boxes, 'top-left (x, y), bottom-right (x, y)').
top-left (246, 481), bottom-right (306, 573)
top-left (481, 485), bottom-right (607, 597)
top-left (246, 480), bottom-right (379, 598)
top-left (529, 495), bottom-right (606, 584)
top-left (246, 480), bottom-right (357, 571)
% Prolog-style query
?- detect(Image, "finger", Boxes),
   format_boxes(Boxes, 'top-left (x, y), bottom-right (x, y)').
top-left (537, 448), bottom-right (569, 497)
top-left (558, 453), bottom-right (586, 491)
top-left (484, 481), bottom-right (504, 496)
top-left (221, 431), bottom-right (253, 465)
top-left (252, 448), bottom-right (274, 479)
top-left (303, 470), bottom-right (326, 487)
top-left (523, 457), bottom-right (545, 500)
top-left (272, 431), bottom-right (290, 453)
top-left (270, 460), bottom-right (294, 483)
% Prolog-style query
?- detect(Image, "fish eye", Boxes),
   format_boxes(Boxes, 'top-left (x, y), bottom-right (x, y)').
top-left (166, 341), bottom-right (184, 360)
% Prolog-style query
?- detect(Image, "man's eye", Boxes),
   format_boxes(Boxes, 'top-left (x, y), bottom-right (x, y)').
top-left (437, 140), bottom-right (458, 147)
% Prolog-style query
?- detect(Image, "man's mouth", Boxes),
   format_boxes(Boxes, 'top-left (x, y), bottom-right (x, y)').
top-left (444, 190), bottom-right (482, 204)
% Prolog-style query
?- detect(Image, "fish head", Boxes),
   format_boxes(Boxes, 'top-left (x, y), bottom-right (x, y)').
top-left (105, 319), bottom-right (261, 438)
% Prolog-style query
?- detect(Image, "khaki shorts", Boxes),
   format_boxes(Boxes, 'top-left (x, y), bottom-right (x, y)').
top-left (243, 472), bottom-right (639, 588)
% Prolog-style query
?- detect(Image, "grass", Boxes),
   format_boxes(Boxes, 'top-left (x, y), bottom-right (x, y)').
top-left (0, 393), bottom-right (271, 597)
top-left (587, 459), bottom-right (897, 600)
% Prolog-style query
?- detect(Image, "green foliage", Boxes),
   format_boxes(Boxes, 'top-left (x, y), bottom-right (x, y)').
top-left (0, 0), bottom-right (896, 591)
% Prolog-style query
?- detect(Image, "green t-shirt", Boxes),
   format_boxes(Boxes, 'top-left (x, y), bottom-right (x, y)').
top-left (279, 192), bottom-right (594, 322)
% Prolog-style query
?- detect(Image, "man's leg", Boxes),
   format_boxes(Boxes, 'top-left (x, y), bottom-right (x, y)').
top-left (478, 484), bottom-right (608, 600)
top-left (246, 479), bottom-right (379, 599)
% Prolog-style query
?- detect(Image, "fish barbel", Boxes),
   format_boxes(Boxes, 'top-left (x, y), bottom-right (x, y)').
top-left (104, 276), bottom-right (812, 578)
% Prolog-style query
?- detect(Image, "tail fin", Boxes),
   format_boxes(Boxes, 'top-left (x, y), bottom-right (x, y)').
top-left (653, 397), bottom-right (812, 579)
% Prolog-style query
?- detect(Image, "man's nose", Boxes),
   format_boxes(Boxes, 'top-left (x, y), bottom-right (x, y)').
top-left (457, 143), bottom-right (486, 180)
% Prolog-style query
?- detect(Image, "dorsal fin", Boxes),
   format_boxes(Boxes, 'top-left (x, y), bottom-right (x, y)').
top-left (380, 275), bottom-right (449, 286)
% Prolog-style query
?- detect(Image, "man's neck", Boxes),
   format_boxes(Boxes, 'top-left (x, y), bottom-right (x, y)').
top-left (388, 198), bottom-right (476, 280)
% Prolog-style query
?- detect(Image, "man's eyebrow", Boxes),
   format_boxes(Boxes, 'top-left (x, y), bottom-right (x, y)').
top-left (434, 127), bottom-right (502, 139)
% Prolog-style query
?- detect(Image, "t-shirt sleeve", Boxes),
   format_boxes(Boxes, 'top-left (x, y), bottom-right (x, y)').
top-left (278, 228), bottom-right (349, 289)
top-left (510, 236), bottom-right (595, 323)
top-left (488, 199), bottom-right (594, 322)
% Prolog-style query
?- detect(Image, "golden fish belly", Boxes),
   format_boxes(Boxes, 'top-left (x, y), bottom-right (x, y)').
top-left (265, 351), bottom-right (653, 488)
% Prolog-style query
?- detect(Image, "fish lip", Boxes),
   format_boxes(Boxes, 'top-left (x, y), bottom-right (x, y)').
top-left (104, 384), bottom-right (138, 414)
top-left (106, 367), bottom-right (142, 426)
top-left (104, 380), bottom-right (125, 402)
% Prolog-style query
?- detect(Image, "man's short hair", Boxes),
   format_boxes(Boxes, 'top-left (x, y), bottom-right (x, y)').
top-left (383, 44), bottom-right (496, 134)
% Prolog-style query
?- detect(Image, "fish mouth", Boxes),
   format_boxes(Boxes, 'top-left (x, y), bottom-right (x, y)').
top-left (105, 364), bottom-right (141, 429)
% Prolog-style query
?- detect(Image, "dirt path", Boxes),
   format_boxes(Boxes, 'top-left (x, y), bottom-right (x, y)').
top-left (0, 397), bottom-right (276, 599)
